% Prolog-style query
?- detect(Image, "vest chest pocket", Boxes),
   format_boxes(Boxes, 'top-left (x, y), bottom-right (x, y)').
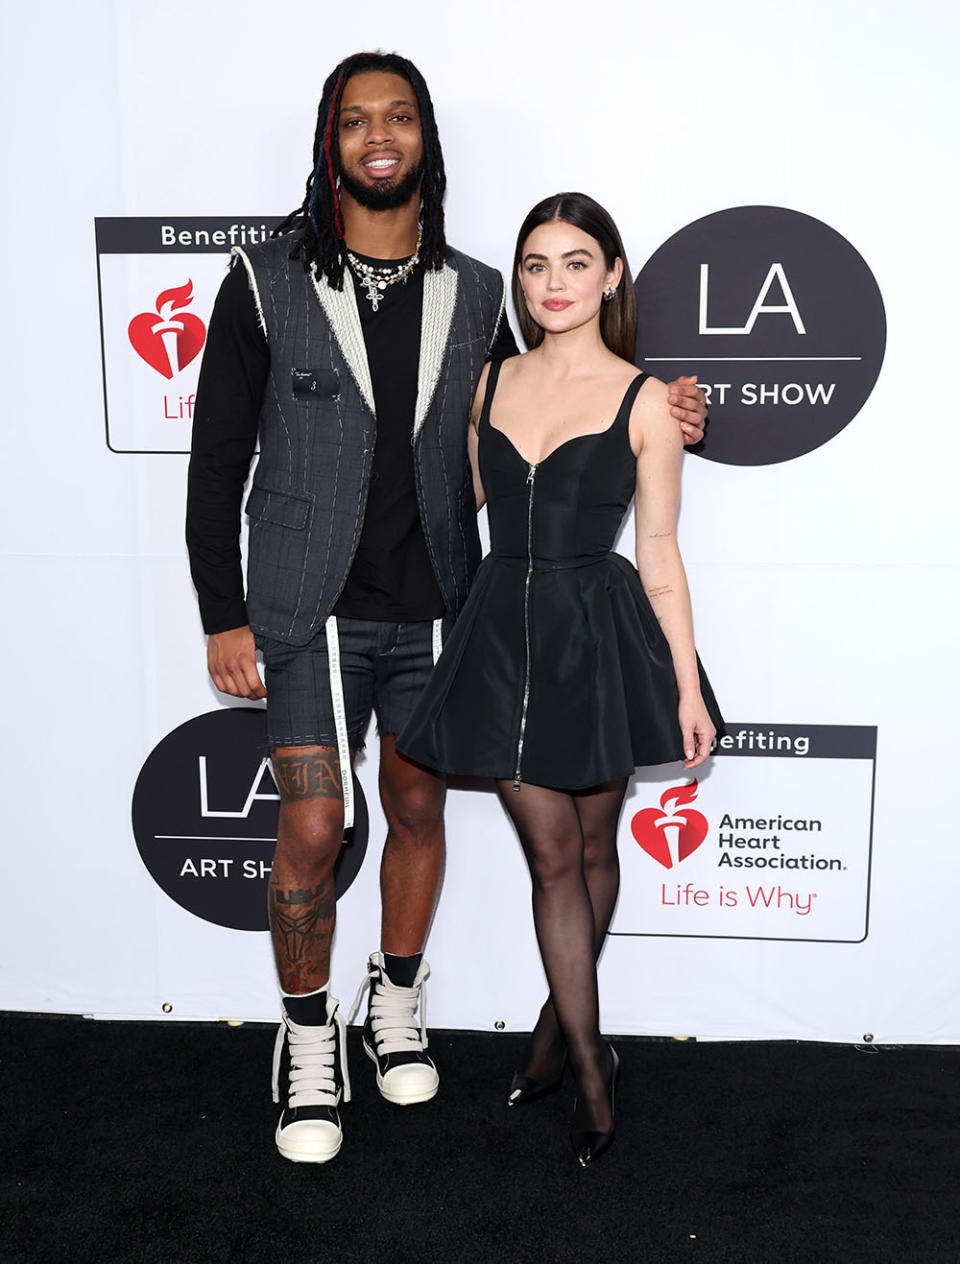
top-left (245, 485), bottom-right (312, 529)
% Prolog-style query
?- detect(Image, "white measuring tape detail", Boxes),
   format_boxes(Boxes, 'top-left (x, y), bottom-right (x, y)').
top-left (324, 615), bottom-right (354, 831)
top-left (432, 616), bottom-right (444, 667)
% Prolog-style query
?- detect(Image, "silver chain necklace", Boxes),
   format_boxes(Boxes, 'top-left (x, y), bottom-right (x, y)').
top-left (346, 229), bottom-right (422, 313)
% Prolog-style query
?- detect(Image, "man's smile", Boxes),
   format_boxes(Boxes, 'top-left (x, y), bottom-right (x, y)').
top-left (362, 152), bottom-right (403, 177)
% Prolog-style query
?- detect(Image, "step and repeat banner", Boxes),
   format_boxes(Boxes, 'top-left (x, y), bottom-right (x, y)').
top-left (2, 0), bottom-right (958, 1042)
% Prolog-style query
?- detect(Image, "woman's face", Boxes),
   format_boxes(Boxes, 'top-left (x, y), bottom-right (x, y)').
top-left (518, 219), bottom-right (622, 337)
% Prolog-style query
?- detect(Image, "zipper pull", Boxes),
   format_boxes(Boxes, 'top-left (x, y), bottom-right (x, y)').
top-left (526, 463), bottom-right (538, 485)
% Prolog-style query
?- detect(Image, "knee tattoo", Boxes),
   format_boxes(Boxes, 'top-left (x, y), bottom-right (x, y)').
top-left (273, 749), bottom-right (342, 802)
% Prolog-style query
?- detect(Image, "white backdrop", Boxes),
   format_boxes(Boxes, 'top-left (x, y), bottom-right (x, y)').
top-left (1, 0), bottom-right (958, 1042)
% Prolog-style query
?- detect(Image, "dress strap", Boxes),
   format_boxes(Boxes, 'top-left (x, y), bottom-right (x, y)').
top-left (619, 372), bottom-right (648, 422)
top-left (477, 358), bottom-right (505, 431)
top-left (609, 372), bottom-right (648, 450)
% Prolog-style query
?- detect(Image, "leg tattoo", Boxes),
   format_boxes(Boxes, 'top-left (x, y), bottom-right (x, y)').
top-left (269, 746), bottom-right (344, 993)
top-left (270, 880), bottom-right (336, 994)
top-left (273, 750), bottom-right (342, 801)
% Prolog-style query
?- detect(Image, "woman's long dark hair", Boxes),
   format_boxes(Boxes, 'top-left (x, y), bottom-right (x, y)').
top-left (511, 192), bottom-right (637, 361)
top-left (274, 51), bottom-right (447, 289)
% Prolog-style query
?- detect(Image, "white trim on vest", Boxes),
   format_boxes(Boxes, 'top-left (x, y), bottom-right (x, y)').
top-left (231, 246), bottom-right (268, 336)
top-left (414, 264), bottom-right (459, 439)
top-left (309, 264), bottom-right (376, 415)
top-left (432, 617), bottom-right (443, 666)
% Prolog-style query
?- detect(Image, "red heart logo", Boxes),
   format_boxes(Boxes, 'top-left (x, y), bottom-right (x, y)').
top-left (631, 808), bottom-right (708, 869)
top-left (128, 311), bottom-right (206, 379)
top-left (128, 280), bottom-right (206, 379)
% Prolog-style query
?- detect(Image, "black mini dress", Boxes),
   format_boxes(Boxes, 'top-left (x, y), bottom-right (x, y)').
top-left (398, 362), bottom-right (724, 790)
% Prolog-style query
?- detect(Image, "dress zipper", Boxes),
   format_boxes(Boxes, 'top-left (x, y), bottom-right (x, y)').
top-left (514, 462), bottom-right (538, 791)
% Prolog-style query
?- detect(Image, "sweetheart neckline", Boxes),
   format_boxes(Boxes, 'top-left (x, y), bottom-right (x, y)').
top-left (486, 418), bottom-right (621, 468)
top-left (482, 369), bottom-right (646, 467)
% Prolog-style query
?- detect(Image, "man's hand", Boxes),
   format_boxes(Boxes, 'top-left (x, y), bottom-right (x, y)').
top-left (207, 625), bottom-right (267, 700)
top-left (667, 375), bottom-right (707, 446)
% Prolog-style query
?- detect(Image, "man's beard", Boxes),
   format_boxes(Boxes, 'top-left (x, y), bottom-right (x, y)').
top-left (339, 159), bottom-right (424, 213)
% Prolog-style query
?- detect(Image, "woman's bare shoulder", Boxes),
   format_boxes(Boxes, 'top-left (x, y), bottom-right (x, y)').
top-left (630, 372), bottom-right (681, 454)
top-left (635, 371), bottom-right (668, 405)
top-left (500, 349), bottom-right (535, 380)
top-left (603, 353), bottom-right (659, 394)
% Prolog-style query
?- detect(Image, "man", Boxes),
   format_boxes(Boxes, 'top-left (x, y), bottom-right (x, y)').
top-left (186, 50), bottom-right (706, 1164)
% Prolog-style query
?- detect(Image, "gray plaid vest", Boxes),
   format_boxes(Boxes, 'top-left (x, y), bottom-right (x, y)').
top-left (235, 238), bottom-right (505, 645)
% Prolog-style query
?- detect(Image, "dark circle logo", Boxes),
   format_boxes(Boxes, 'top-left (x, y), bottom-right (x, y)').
top-left (634, 206), bottom-right (886, 465)
top-left (132, 709), bottom-right (368, 931)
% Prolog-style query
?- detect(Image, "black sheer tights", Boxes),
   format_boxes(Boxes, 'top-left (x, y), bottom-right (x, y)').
top-left (496, 778), bottom-right (627, 1130)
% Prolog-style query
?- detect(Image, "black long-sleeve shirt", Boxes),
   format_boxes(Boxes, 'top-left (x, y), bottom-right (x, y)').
top-left (186, 258), bottom-right (519, 634)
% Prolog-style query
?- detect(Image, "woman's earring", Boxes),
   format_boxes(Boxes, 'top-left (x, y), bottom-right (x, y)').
top-left (603, 286), bottom-right (617, 302)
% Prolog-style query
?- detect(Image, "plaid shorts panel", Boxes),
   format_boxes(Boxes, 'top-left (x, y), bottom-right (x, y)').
top-left (256, 618), bottom-right (437, 750)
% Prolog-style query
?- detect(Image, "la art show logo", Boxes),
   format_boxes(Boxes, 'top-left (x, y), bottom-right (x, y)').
top-left (132, 709), bottom-right (368, 931)
top-left (634, 206), bottom-right (886, 465)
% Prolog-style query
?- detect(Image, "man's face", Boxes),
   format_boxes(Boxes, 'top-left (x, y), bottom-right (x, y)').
top-left (337, 70), bottom-right (424, 212)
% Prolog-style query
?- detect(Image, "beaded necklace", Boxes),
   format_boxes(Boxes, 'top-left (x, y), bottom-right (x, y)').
top-left (346, 227), bottom-right (422, 313)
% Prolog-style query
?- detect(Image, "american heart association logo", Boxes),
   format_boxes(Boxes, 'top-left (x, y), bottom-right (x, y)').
top-left (631, 779), bottom-right (708, 869)
top-left (128, 279), bottom-right (206, 380)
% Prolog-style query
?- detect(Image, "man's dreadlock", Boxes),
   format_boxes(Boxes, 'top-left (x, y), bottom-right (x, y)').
top-left (274, 51), bottom-right (447, 289)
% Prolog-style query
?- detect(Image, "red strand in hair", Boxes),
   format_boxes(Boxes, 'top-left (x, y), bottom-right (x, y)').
top-left (323, 70), bottom-right (346, 238)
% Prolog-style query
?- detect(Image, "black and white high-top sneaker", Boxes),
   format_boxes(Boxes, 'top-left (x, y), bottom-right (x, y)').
top-left (272, 991), bottom-right (351, 1163)
top-left (347, 953), bottom-right (439, 1105)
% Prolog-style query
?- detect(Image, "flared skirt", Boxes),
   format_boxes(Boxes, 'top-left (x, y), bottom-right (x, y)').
top-left (398, 553), bottom-right (723, 789)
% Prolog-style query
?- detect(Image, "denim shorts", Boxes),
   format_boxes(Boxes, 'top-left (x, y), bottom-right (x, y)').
top-left (256, 618), bottom-right (441, 751)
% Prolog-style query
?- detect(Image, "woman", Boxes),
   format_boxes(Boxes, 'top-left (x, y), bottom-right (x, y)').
top-left (399, 193), bottom-right (723, 1166)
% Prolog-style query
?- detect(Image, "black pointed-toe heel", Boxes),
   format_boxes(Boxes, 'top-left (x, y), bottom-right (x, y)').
top-left (507, 1060), bottom-right (566, 1107)
top-left (571, 1043), bottom-right (620, 1168)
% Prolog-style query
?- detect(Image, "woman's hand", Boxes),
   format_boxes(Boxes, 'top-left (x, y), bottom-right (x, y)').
top-left (679, 693), bottom-right (716, 770)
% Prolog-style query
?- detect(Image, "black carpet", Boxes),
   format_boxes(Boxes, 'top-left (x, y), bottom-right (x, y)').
top-left (3, 1013), bottom-right (958, 1264)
